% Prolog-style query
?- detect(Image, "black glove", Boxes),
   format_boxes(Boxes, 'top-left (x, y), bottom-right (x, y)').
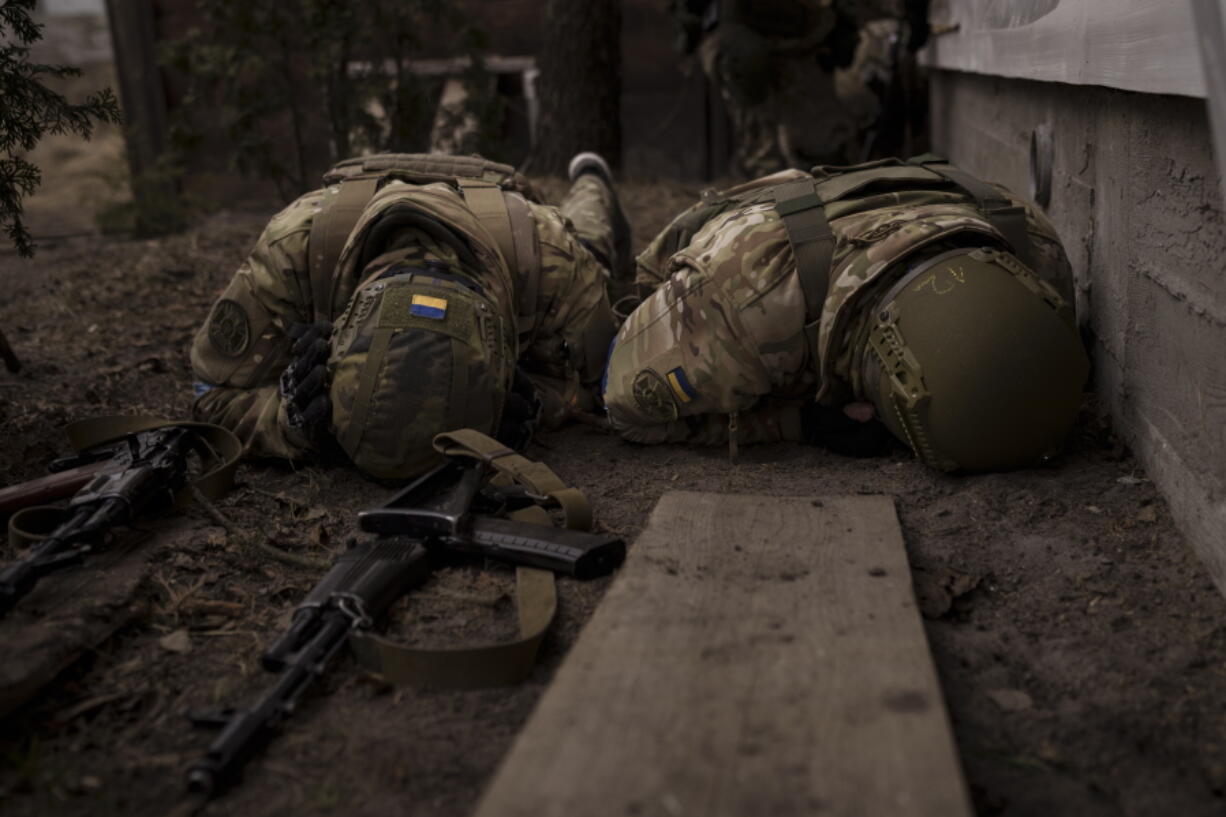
top-left (800, 403), bottom-right (897, 458)
top-left (279, 321), bottom-right (333, 440)
top-left (496, 368), bottom-right (543, 451)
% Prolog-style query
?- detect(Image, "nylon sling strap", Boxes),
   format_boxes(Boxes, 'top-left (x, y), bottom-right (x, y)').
top-left (772, 177), bottom-right (837, 386)
top-left (347, 562), bottom-right (557, 689)
top-left (456, 179), bottom-right (541, 336)
top-left (309, 174), bottom-right (382, 322)
top-left (432, 428), bottom-right (593, 531)
top-left (348, 428), bottom-right (592, 688)
top-left (8, 416), bottom-right (242, 549)
top-left (908, 154), bottom-right (1036, 268)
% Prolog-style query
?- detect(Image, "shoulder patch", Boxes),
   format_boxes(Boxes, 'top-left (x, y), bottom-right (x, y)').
top-left (633, 369), bottom-right (680, 422)
top-left (665, 366), bottom-right (697, 404)
top-left (208, 299), bottom-right (250, 358)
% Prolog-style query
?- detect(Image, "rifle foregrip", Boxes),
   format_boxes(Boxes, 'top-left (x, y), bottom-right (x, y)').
top-left (464, 518), bottom-right (625, 580)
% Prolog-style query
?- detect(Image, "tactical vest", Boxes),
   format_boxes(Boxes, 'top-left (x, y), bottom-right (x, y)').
top-left (307, 154), bottom-right (543, 335)
top-left (650, 155), bottom-right (1039, 393)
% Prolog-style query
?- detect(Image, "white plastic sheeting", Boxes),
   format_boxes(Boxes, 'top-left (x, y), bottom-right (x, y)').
top-left (924, 0), bottom-right (1207, 98)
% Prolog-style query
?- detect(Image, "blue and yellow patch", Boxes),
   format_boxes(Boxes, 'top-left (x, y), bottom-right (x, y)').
top-left (409, 294), bottom-right (448, 320)
top-left (666, 367), bottom-right (697, 404)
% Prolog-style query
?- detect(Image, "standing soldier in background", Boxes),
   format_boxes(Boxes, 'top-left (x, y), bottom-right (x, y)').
top-left (603, 156), bottom-right (1090, 473)
top-left (191, 152), bottom-right (629, 480)
top-left (673, 0), bottom-right (931, 176)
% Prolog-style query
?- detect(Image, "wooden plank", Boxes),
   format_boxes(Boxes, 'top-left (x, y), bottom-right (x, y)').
top-left (474, 491), bottom-right (972, 817)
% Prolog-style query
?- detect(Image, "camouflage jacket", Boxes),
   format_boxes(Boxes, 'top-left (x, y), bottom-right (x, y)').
top-left (616, 163), bottom-right (1073, 445)
top-left (191, 180), bottom-right (612, 460)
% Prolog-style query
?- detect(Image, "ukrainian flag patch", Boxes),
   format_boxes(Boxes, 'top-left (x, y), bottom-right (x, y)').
top-left (666, 367), bottom-right (697, 404)
top-left (409, 294), bottom-right (448, 320)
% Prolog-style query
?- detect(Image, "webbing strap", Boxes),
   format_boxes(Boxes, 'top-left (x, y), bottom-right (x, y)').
top-left (504, 193), bottom-right (541, 336)
top-left (773, 178), bottom-right (836, 386)
top-left (909, 156), bottom-right (1035, 268)
top-left (340, 326), bottom-right (395, 456)
top-left (448, 335), bottom-right (471, 428)
top-left (432, 428), bottom-right (593, 531)
top-left (348, 563), bottom-right (556, 689)
top-left (309, 174), bottom-right (382, 321)
top-left (8, 416), bottom-right (242, 548)
top-left (457, 178), bottom-right (516, 265)
top-left (457, 180), bottom-right (541, 335)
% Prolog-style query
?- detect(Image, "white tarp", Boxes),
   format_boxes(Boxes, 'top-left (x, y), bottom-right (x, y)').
top-left (924, 0), bottom-right (1207, 98)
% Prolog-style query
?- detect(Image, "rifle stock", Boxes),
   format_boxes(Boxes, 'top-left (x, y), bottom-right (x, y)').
top-left (0, 461), bottom-right (110, 518)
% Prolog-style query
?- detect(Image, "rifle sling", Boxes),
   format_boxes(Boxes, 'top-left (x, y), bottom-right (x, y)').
top-left (8, 416), bottom-right (242, 549)
top-left (432, 428), bottom-right (593, 531)
top-left (348, 560), bottom-right (556, 689)
top-left (347, 428), bottom-right (594, 688)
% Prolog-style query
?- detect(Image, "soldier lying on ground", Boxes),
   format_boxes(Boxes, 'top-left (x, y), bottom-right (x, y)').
top-left (191, 152), bottom-right (630, 480)
top-left (603, 156), bottom-right (1090, 472)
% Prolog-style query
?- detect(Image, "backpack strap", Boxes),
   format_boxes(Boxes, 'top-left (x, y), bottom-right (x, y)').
top-left (909, 154), bottom-right (1036, 268)
top-left (456, 179), bottom-right (541, 336)
top-left (772, 177), bottom-right (836, 385)
top-left (308, 173), bottom-right (382, 321)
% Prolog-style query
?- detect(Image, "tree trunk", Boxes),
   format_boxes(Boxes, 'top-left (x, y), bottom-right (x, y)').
top-left (533, 0), bottom-right (622, 174)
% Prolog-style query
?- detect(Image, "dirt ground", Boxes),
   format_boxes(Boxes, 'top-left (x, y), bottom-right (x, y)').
top-left (1, 149), bottom-right (1226, 817)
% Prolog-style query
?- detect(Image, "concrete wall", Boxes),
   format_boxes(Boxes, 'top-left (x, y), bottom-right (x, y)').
top-left (930, 71), bottom-right (1226, 591)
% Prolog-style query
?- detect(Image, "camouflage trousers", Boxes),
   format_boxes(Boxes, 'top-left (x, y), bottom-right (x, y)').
top-left (559, 172), bottom-right (631, 286)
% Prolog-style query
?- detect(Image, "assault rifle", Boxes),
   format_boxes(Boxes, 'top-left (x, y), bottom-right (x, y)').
top-left (0, 426), bottom-right (195, 617)
top-left (184, 456), bottom-right (625, 799)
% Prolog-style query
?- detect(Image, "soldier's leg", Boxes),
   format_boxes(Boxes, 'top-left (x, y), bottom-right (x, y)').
top-left (562, 153), bottom-right (633, 287)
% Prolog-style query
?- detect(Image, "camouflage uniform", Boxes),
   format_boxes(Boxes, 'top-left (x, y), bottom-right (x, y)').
top-left (604, 161), bottom-right (1077, 449)
top-left (191, 165), bottom-right (621, 461)
top-left (679, 0), bottom-right (903, 176)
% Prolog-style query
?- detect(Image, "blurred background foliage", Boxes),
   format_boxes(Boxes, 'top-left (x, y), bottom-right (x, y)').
top-left (163, 0), bottom-right (493, 200)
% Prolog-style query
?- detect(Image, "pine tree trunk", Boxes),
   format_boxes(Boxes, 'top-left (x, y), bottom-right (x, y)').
top-left (533, 0), bottom-right (622, 174)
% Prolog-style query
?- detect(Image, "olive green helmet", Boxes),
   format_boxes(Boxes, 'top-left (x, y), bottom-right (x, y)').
top-left (858, 246), bottom-right (1089, 472)
top-left (328, 266), bottom-right (515, 480)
